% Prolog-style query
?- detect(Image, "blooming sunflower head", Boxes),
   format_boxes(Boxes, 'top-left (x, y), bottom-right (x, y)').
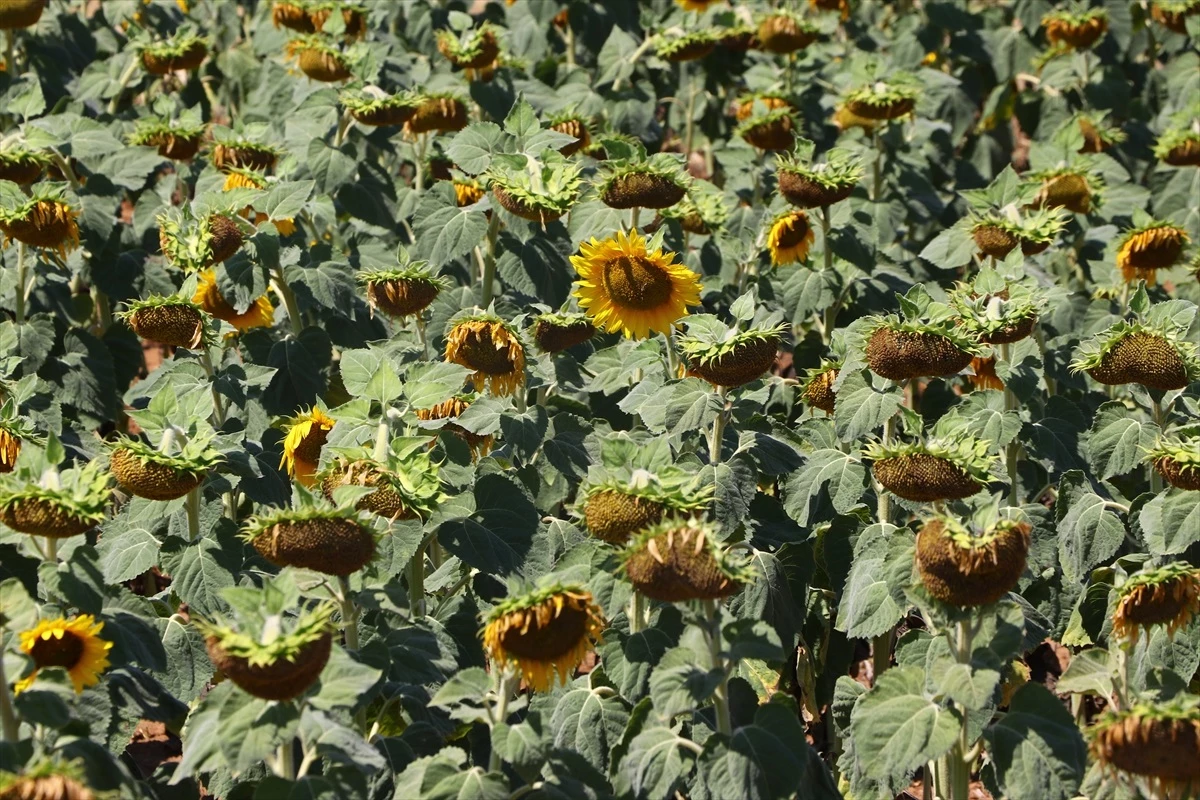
top-left (766, 209), bottom-right (815, 265)
top-left (620, 519), bottom-right (755, 602)
top-left (15, 614), bottom-right (112, 694)
top-left (1116, 219), bottom-right (1190, 284)
top-left (0, 759), bottom-right (102, 800)
top-left (1089, 696), bottom-right (1200, 797)
top-left (453, 179), bottom-right (485, 206)
top-left (679, 319), bottom-right (787, 388)
top-left (193, 269), bottom-right (274, 333)
top-left (570, 229), bottom-right (703, 339)
top-left (359, 256), bottom-right (444, 318)
top-left (279, 406), bottom-right (335, 486)
top-left (1112, 562), bottom-right (1200, 644)
top-left (0, 184), bottom-right (80, 259)
top-left (444, 313), bottom-right (527, 397)
top-left (222, 165), bottom-right (267, 192)
top-left (1146, 435), bottom-right (1200, 491)
top-left (482, 583), bottom-right (605, 691)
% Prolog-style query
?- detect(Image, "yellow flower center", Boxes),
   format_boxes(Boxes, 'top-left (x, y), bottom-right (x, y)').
top-left (29, 630), bottom-right (84, 670)
top-left (602, 256), bottom-right (673, 310)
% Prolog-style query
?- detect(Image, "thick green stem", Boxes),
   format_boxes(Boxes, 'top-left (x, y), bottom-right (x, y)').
top-left (272, 266), bottom-right (303, 335)
top-left (414, 134), bottom-right (428, 195)
top-left (1000, 343), bottom-right (1020, 506)
top-left (709, 386), bottom-right (729, 465)
top-left (877, 415), bottom-right (894, 524)
top-left (703, 598), bottom-right (732, 736)
top-left (1150, 397), bottom-right (1165, 494)
top-left (14, 243), bottom-right (27, 325)
top-left (334, 109), bottom-right (352, 147)
top-left (106, 57), bottom-right (142, 115)
top-left (0, 657), bottom-right (18, 742)
top-left (683, 62), bottom-right (698, 160)
top-left (872, 629), bottom-right (892, 679)
top-left (820, 206), bottom-right (838, 343)
top-left (629, 206), bottom-right (640, 232)
top-left (373, 418), bottom-right (390, 461)
top-left (409, 541), bottom-right (426, 617)
top-left (3, 30), bottom-right (14, 76)
top-left (276, 739), bottom-right (296, 780)
top-left (488, 668), bottom-right (516, 771)
top-left (338, 574), bottom-right (359, 651)
top-left (871, 127), bottom-right (884, 202)
top-left (185, 486), bottom-right (201, 542)
top-left (481, 212), bottom-right (500, 307)
top-left (92, 289), bottom-right (111, 336)
top-left (628, 591), bottom-right (645, 634)
top-left (564, 20), bottom-right (576, 69)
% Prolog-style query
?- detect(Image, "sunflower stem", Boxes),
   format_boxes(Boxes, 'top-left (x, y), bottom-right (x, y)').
top-left (628, 591), bottom-right (645, 634)
top-left (414, 133), bottom-right (428, 195)
top-left (372, 418), bottom-right (390, 462)
top-left (1000, 342), bottom-right (1020, 506)
top-left (106, 55), bottom-right (142, 115)
top-left (819, 206), bottom-right (838, 343)
top-left (276, 739), bottom-right (296, 780)
top-left (0, 656), bottom-right (17, 742)
top-left (683, 60), bottom-right (698, 161)
top-left (709, 386), bottom-right (729, 465)
top-left (488, 667), bottom-right (517, 771)
top-left (271, 265), bottom-right (304, 335)
top-left (1150, 396), bottom-right (1165, 494)
top-left (158, 426), bottom-right (178, 454)
top-left (334, 108), bottom-right (352, 147)
top-left (14, 243), bottom-right (27, 325)
top-left (415, 315), bottom-right (429, 360)
top-left (702, 598), bottom-right (732, 736)
top-left (43, 535), bottom-right (57, 564)
top-left (629, 206), bottom-right (640, 232)
top-left (946, 619), bottom-right (975, 800)
top-left (481, 211), bottom-right (500, 307)
top-left (338, 574), bottom-right (360, 651)
top-left (408, 541), bottom-right (426, 618)
top-left (564, 18), bottom-right (576, 69)
top-left (3, 29), bottom-right (14, 76)
top-left (871, 629), bottom-right (892, 680)
top-left (185, 485), bottom-right (201, 543)
top-left (877, 414), bottom-right (894, 524)
top-left (871, 126), bottom-right (883, 202)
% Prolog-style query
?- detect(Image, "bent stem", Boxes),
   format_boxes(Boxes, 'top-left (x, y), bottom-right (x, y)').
top-left (337, 574), bottom-right (359, 651)
top-left (702, 598), bottom-right (733, 736)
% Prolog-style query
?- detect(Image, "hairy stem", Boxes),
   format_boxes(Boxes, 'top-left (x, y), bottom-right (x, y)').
top-left (1000, 342), bottom-right (1020, 506)
top-left (14, 243), bottom-right (27, 325)
top-left (877, 414), bottom-right (894, 524)
top-left (272, 265), bottom-right (304, 335)
top-left (564, 19), bottom-right (576, 69)
top-left (628, 590), bottom-right (645, 634)
top-left (373, 418), bottom-right (390, 461)
top-left (703, 598), bottom-right (732, 736)
top-left (3, 30), bottom-right (14, 76)
top-left (871, 629), bottom-right (892, 680)
top-left (488, 668), bottom-right (517, 771)
top-left (709, 386), bottom-right (729, 465)
top-left (0, 656), bottom-right (18, 741)
top-left (338, 574), bottom-right (359, 651)
top-left (481, 211), bottom-right (500, 307)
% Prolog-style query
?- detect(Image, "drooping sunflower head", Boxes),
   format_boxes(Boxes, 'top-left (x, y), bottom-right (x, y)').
top-left (570, 229), bottom-right (703, 339)
top-left (138, 30), bottom-right (209, 74)
top-left (756, 9), bottom-right (821, 53)
top-left (733, 93), bottom-right (792, 122)
top-left (211, 135), bottom-right (283, 173)
top-left (195, 579), bottom-right (336, 700)
top-left (0, 0), bottom-right (45, 31)
top-left (318, 447), bottom-right (447, 521)
top-left (654, 29), bottom-right (719, 62)
top-left (843, 76), bottom-right (921, 121)
top-left (1154, 126), bottom-right (1200, 166)
top-left (486, 156), bottom-right (584, 224)
top-left (435, 23), bottom-right (501, 71)
top-left (415, 395), bottom-right (494, 458)
top-left (278, 406), bottom-right (335, 486)
top-left (801, 361), bottom-right (841, 414)
top-left (620, 519), bottom-right (755, 602)
top-left (531, 311), bottom-right (597, 354)
top-left (0, 425), bottom-right (22, 476)
top-left (242, 505), bottom-right (376, 576)
top-left (1116, 220), bottom-right (1190, 284)
top-left (405, 92), bottom-right (469, 136)
top-left (307, 1), bottom-right (366, 38)
top-left (1146, 435), bottom-right (1200, 491)
top-left (1112, 562), bottom-right (1200, 644)
top-left (15, 614), bottom-right (112, 694)
top-left (949, 283), bottom-right (1045, 346)
top-left (1070, 111), bottom-right (1126, 154)
top-left (482, 583), bottom-right (606, 691)
top-left (915, 514), bottom-right (1030, 607)
top-left (1042, 6), bottom-right (1108, 48)
top-left (359, 258), bottom-right (444, 318)
top-left (1071, 320), bottom-right (1200, 391)
top-left (864, 315), bottom-right (982, 381)
top-left (340, 87), bottom-right (418, 127)
top-left (0, 458), bottom-right (110, 539)
top-left (0, 145), bottom-right (51, 185)
top-left (1089, 696), bottom-right (1200, 797)
top-left (444, 314), bottom-right (527, 397)
top-left (679, 320), bottom-right (787, 388)
top-left (120, 295), bottom-right (211, 349)
top-left (766, 209), bottom-right (814, 265)
top-left (453, 179), bottom-right (485, 206)
top-left (1151, 0), bottom-right (1200, 33)
top-left (286, 33), bottom-right (354, 82)
top-left (675, 0), bottom-right (724, 11)
top-left (108, 435), bottom-right (221, 501)
top-left (1028, 165), bottom-right (1099, 214)
top-left (596, 155), bottom-right (690, 210)
top-left (866, 436), bottom-right (996, 503)
top-left (0, 759), bottom-right (100, 800)
top-left (158, 209), bottom-right (245, 270)
top-left (579, 466), bottom-right (712, 544)
top-left (776, 147), bottom-right (862, 208)
top-left (0, 184), bottom-right (80, 259)
top-left (736, 108), bottom-right (797, 151)
top-left (129, 116), bottom-right (207, 161)
top-left (193, 269), bottom-right (274, 332)
top-left (222, 165), bottom-right (267, 192)
top-left (658, 179), bottom-right (729, 235)
top-left (548, 111), bottom-right (592, 157)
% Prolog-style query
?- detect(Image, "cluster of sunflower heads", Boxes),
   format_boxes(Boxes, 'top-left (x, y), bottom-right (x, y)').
top-left (1089, 696), bottom-right (1200, 800)
top-left (195, 575), bottom-right (336, 701)
top-left (915, 514), bottom-right (1030, 607)
top-left (272, 0), bottom-right (366, 38)
top-left (866, 435), bottom-right (996, 503)
top-left (482, 582), bottom-right (606, 692)
top-left (1112, 562), bottom-right (1200, 644)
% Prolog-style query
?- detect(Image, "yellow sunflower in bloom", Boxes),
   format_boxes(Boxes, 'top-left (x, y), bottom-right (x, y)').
top-left (482, 585), bottom-right (605, 691)
top-left (445, 316), bottom-right (527, 397)
top-left (279, 407), bottom-right (335, 487)
top-left (223, 168), bottom-right (263, 191)
top-left (193, 269), bottom-right (274, 332)
top-left (767, 210), bottom-right (814, 265)
top-left (571, 230), bottom-right (703, 340)
top-left (675, 0), bottom-right (723, 10)
top-left (15, 615), bottom-right (112, 694)
top-left (454, 180), bottom-right (485, 207)
top-left (0, 426), bottom-right (20, 473)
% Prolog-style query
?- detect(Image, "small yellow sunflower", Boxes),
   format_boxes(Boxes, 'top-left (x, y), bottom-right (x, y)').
top-left (193, 269), bottom-right (275, 332)
top-left (454, 180), bottom-right (485, 207)
top-left (444, 316), bottom-right (527, 397)
top-left (15, 615), bottom-right (112, 694)
top-left (223, 168), bottom-right (264, 191)
top-left (279, 407), bottom-right (335, 487)
top-left (482, 585), bottom-right (605, 691)
top-left (0, 427), bottom-right (20, 473)
top-left (767, 210), bottom-right (814, 265)
top-left (571, 230), bottom-right (703, 340)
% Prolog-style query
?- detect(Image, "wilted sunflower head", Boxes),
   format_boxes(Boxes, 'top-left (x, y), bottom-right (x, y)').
top-left (242, 504), bottom-right (376, 576)
top-left (866, 436), bottom-right (996, 503)
top-left (1028, 166), bottom-right (1099, 214)
top-left (843, 76), bottom-right (920, 121)
top-left (0, 759), bottom-right (101, 800)
top-left (482, 583), bottom-right (605, 691)
top-left (444, 314), bottom-right (527, 397)
top-left (776, 147), bottom-right (862, 208)
top-left (193, 269), bottom-right (274, 332)
top-left (436, 23), bottom-right (501, 73)
top-left (286, 33), bottom-right (354, 82)
top-left (340, 87), bottom-right (417, 127)
top-left (756, 9), bottom-right (821, 53)
top-left (1070, 320), bottom-right (1200, 391)
top-left (1089, 696), bottom-right (1200, 796)
top-left (318, 447), bottom-right (447, 521)
top-left (138, 30), bottom-right (209, 73)
top-left (1042, 6), bottom-right (1108, 48)
top-left (15, 614), bottom-right (112, 694)
top-left (1151, 0), bottom-right (1200, 33)
top-left (531, 311), bottom-right (596, 354)
top-left (767, 209), bottom-right (815, 265)
top-left (547, 111), bottom-right (592, 157)
top-left (0, 185), bottom-right (80, 259)
top-left (915, 514), bottom-right (1030, 606)
top-left (211, 136), bottom-right (282, 173)
top-left (595, 155), bottom-right (690, 210)
top-left (801, 361), bottom-right (840, 414)
top-left (360, 258), bottom-right (444, 318)
top-left (949, 283), bottom-right (1045, 345)
top-left (405, 92), bottom-right (469, 136)
top-left (571, 229), bottom-right (702, 339)
top-left (580, 465), bottom-right (712, 544)
top-left (679, 320), bottom-right (787, 388)
top-left (120, 295), bottom-right (211, 349)
top-left (279, 406), bottom-right (335, 486)
top-left (0, 425), bottom-right (21, 475)
top-left (1070, 111), bottom-right (1126, 153)
top-left (654, 29), bottom-right (719, 62)
top-left (1146, 435), bottom-right (1200, 491)
top-left (1112, 562), bottom-right (1200, 644)
top-left (0, 457), bottom-right (110, 539)
top-left (736, 108), bottom-right (797, 151)
top-left (1154, 126), bottom-right (1200, 166)
top-left (108, 435), bottom-right (221, 501)
top-left (129, 116), bottom-right (207, 160)
top-left (486, 156), bottom-right (583, 224)
top-left (620, 519), bottom-right (755, 603)
top-left (0, 145), bottom-right (51, 185)
top-left (415, 395), bottom-right (495, 458)
top-left (1116, 220), bottom-right (1190, 284)
top-left (658, 181), bottom-right (729, 235)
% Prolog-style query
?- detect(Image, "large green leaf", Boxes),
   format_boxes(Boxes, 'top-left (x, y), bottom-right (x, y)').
top-left (983, 683), bottom-right (1088, 800)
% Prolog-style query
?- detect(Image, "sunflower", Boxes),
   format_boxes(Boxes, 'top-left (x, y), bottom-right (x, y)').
top-left (1112, 563), bottom-right (1200, 644)
top-left (15, 615), bottom-right (112, 694)
top-left (454, 180), bottom-right (485, 207)
top-left (416, 396), bottom-right (495, 458)
top-left (482, 585), bottom-right (605, 691)
top-left (1116, 221), bottom-right (1189, 284)
top-left (0, 760), bottom-right (96, 800)
top-left (766, 210), bottom-right (814, 265)
top-left (193, 270), bottom-right (274, 332)
top-left (279, 407), bottom-right (335, 487)
top-left (0, 426), bottom-right (21, 473)
top-left (571, 230), bottom-right (702, 340)
top-left (675, 0), bottom-right (723, 10)
top-left (444, 315), bottom-right (527, 397)
top-left (0, 197), bottom-right (81, 259)
top-left (223, 166), bottom-right (264, 191)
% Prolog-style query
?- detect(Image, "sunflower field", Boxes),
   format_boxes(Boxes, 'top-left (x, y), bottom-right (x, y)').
top-left (1, 0), bottom-right (1199, 798)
